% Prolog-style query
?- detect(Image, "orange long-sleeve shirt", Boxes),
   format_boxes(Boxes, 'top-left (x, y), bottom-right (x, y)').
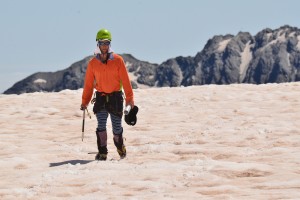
top-left (81, 53), bottom-right (134, 106)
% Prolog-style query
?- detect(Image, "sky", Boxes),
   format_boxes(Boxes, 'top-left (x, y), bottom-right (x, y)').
top-left (0, 0), bottom-right (300, 93)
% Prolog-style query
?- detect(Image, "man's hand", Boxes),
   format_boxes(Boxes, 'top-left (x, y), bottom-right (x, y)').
top-left (126, 101), bottom-right (134, 108)
top-left (80, 104), bottom-right (87, 111)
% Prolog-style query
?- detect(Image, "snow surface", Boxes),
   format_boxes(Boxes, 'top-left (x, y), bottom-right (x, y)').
top-left (217, 39), bottom-right (231, 52)
top-left (33, 79), bottom-right (47, 84)
top-left (239, 41), bottom-right (253, 81)
top-left (0, 83), bottom-right (300, 199)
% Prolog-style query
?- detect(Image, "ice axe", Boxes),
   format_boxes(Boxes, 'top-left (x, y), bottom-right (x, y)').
top-left (82, 108), bottom-right (91, 141)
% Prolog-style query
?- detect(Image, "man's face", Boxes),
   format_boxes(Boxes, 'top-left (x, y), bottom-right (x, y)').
top-left (98, 40), bottom-right (110, 54)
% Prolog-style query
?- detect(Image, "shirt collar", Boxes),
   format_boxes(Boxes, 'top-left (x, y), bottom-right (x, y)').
top-left (95, 53), bottom-right (114, 62)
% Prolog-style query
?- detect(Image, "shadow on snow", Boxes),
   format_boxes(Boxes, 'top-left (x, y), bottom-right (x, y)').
top-left (49, 160), bottom-right (94, 167)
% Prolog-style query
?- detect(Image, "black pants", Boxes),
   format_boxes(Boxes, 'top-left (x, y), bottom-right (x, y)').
top-left (93, 91), bottom-right (124, 118)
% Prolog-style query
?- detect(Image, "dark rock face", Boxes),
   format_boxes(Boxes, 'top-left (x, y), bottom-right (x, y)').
top-left (4, 25), bottom-right (300, 94)
top-left (4, 56), bottom-right (93, 94)
top-left (245, 26), bottom-right (300, 83)
top-left (121, 54), bottom-right (158, 87)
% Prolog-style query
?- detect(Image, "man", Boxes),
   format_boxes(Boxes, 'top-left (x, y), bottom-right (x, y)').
top-left (81, 29), bottom-right (134, 161)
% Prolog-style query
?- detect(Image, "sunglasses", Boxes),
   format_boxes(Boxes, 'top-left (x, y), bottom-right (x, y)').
top-left (98, 41), bottom-right (111, 46)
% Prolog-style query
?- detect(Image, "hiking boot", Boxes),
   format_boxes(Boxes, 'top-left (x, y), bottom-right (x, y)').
top-left (113, 134), bottom-right (126, 159)
top-left (95, 153), bottom-right (107, 161)
top-left (117, 145), bottom-right (126, 159)
top-left (95, 130), bottom-right (108, 160)
top-left (95, 146), bottom-right (108, 160)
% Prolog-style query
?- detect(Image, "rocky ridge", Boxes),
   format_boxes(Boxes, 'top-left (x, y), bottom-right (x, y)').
top-left (4, 25), bottom-right (300, 94)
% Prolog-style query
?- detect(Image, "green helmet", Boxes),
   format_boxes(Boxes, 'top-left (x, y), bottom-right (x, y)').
top-left (96, 29), bottom-right (112, 41)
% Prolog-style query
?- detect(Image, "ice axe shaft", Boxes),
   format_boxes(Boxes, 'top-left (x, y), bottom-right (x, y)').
top-left (82, 109), bottom-right (85, 141)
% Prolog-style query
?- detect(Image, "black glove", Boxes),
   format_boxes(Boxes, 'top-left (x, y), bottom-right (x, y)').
top-left (125, 106), bottom-right (139, 126)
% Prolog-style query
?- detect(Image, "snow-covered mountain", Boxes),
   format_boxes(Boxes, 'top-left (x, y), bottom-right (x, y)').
top-left (4, 25), bottom-right (300, 94)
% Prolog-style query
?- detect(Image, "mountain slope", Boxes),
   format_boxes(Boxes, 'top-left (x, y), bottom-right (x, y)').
top-left (4, 54), bottom-right (157, 94)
